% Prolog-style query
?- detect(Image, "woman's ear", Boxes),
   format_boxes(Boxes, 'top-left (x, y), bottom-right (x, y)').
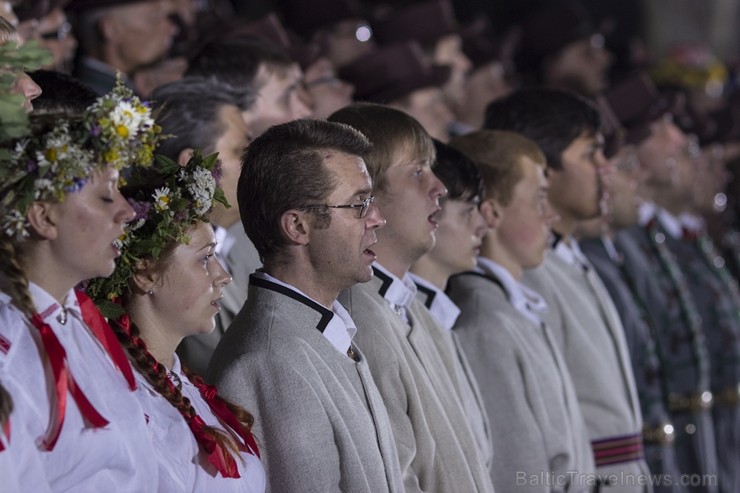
top-left (131, 259), bottom-right (159, 295)
top-left (25, 202), bottom-right (58, 240)
top-left (177, 148), bottom-right (194, 167)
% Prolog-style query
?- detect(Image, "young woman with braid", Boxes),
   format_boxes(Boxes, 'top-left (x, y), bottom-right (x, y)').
top-left (0, 17), bottom-right (49, 491)
top-left (87, 153), bottom-right (265, 493)
top-left (0, 82), bottom-right (162, 492)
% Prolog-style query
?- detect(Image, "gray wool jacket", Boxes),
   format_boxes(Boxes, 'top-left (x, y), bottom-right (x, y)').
top-left (209, 275), bottom-right (404, 493)
top-left (339, 272), bottom-right (495, 493)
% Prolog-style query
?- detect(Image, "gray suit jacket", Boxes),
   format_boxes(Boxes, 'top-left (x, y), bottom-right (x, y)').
top-left (339, 274), bottom-right (495, 493)
top-left (523, 250), bottom-right (651, 491)
top-left (580, 238), bottom-right (686, 492)
top-left (413, 284), bottom-right (494, 471)
top-left (178, 223), bottom-right (261, 376)
top-left (209, 276), bottom-right (404, 493)
top-left (448, 271), bottom-right (595, 492)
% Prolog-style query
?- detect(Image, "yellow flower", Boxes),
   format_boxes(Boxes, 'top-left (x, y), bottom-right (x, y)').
top-left (104, 149), bottom-right (120, 163)
top-left (116, 125), bottom-right (129, 138)
top-left (45, 147), bottom-right (58, 162)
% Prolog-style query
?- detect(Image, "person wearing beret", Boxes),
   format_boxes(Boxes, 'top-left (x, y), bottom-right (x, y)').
top-left (607, 73), bottom-right (721, 492)
top-left (339, 42), bottom-right (455, 142)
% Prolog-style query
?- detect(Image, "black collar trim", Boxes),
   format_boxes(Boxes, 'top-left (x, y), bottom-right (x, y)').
top-left (414, 282), bottom-right (437, 309)
top-left (372, 266), bottom-right (394, 297)
top-left (448, 271), bottom-right (508, 301)
top-left (249, 275), bottom-right (333, 332)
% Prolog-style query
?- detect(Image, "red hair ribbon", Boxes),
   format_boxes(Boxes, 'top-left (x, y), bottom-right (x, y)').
top-left (192, 379), bottom-right (261, 460)
top-left (0, 420), bottom-right (10, 451)
top-left (75, 291), bottom-right (137, 391)
top-left (188, 415), bottom-right (241, 478)
top-left (29, 314), bottom-right (108, 450)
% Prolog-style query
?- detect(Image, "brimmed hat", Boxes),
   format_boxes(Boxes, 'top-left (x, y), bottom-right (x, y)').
top-left (602, 72), bottom-right (674, 145)
top-left (66, 0), bottom-right (157, 12)
top-left (458, 16), bottom-right (502, 69)
top-left (277, 0), bottom-right (365, 40)
top-left (339, 42), bottom-right (450, 103)
top-left (372, 0), bottom-right (458, 47)
top-left (515, 0), bottom-right (600, 74)
top-left (235, 13), bottom-right (322, 69)
top-left (594, 95), bottom-right (625, 158)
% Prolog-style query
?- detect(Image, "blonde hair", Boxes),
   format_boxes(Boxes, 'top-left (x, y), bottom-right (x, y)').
top-left (450, 130), bottom-right (545, 206)
top-left (0, 16), bottom-right (20, 44)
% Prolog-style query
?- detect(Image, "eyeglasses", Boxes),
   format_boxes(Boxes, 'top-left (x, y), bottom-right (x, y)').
top-left (39, 21), bottom-right (72, 41)
top-left (303, 196), bottom-right (375, 219)
top-left (304, 75), bottom-right (343, 90)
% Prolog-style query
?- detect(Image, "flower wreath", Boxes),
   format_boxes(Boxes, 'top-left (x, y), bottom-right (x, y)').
top-left (0, 79), bottom-right (162, 240)
top-left (87, 151), bottom-right (228, 319)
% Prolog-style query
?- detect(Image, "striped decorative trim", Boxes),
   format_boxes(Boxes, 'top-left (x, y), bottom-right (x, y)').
top-left (0, 334), bottom-right (9, 355)
top-left (592, 433), bottom-right (644, 467)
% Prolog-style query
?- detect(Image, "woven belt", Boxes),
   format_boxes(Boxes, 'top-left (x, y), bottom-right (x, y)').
top-left (642, 423), bottom-right (675, 445)
top-left (714, 385), bottom-right (740, 407)
top-left (592, 433), bottom-right (644, 467)
top-left (668, 391), bottom-right (713, 413)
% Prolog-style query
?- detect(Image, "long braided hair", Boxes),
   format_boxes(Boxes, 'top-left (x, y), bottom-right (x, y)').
top-left (0, 234), bottom-right (37, 429)
top-left (103, 223), bottom-right (257, 472)
top-left (109, 313), bottom-right (255, 458)
top-left (0, 383), bottom-right (11, 429)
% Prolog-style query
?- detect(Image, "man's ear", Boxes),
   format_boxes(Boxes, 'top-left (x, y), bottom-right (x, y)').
top-left (26, 202), bottom-right (58, 240)
top-left (177, 148), bottom-right (194, 167)
top-left (279, 209), bottom-right (312, 247)
top-left (97, 15), bottom-right (121, 44)
top-left (479, 198), bottom-right (504, 229)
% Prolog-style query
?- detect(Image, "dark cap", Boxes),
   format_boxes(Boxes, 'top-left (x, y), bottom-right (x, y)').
top-left (15, 0), bottom-right (50, 22)
top-left (277, 0), bottom-right (365, 40)
top-left (372, 0), bottom-right (458, 47)
top-left (594, 95), bottom-right (625, 158)
top-left (66, 0), bottom-right (157, 12)
top-left (235, 13), bottom-right (321, 69)
top-left (338, 41), bottom-right (450, 103)
top-left (459, 16), bottom-right (502, 69)
top-left (602, 72), bottom-right (673, 145)
top-left (516, 0), bottom-right (598, 73)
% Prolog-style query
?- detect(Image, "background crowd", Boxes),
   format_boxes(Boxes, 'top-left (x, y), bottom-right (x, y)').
top-left (1, 0), bottom-right (740, 492)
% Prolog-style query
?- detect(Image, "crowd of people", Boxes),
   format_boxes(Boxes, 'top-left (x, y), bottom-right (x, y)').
top-left (1, 0), bottom-right (740, 492)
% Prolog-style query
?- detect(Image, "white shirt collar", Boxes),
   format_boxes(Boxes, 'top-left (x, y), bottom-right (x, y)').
top-left (679, 212), bottom-right (706, 234)
top-left (408, 273), bottom-right (460, 331)
top-left (372, 262), bottom-right (417, 324)
top-left (28, 282), bottom-right (81, 324)
top-left (213, 224), bottom-right (237, 261)
top-left (253, 271), bottom-right (356, 355)
top-left (476, 257), bottom-right (547, 327)
top-left (552, 235), bottom-right (590, 269)
top-left (638, 201), bottom-right (657, 226)
top-left (655, 207), bottom-right (683, 240)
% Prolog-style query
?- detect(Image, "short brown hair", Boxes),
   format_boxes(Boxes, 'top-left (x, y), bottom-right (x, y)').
top-left (328, 103), bottom-right (435, 192)
top-left (238, 119), bottom-right (372, 262)
top-left (450, 130), bottom-right (545, 206)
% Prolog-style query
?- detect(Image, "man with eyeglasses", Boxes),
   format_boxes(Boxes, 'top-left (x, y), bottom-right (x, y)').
top-left (208, 119), bottom-right (404, 493)
top-left (16, 4), bottom-right (76, 73)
